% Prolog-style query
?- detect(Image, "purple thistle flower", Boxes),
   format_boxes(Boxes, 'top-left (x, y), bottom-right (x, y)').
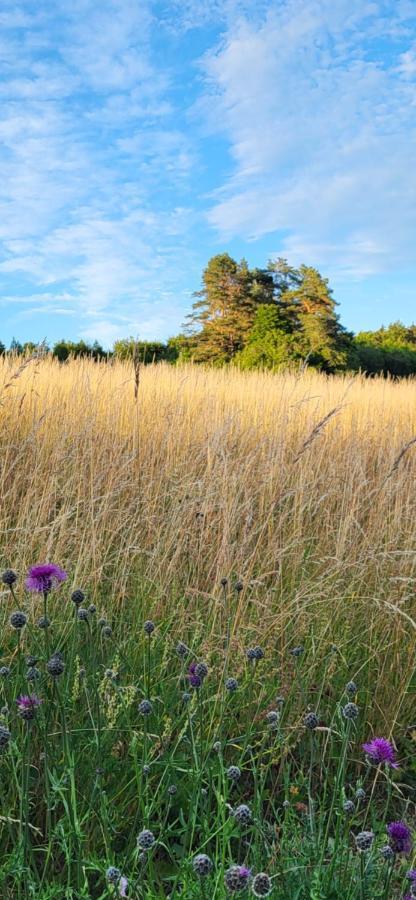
top-left (387, 821), bottom-right (413, 855)
top-left (362, 737), bottom-right (398, 768)
top-left (25, 563), bottom-right (67, 594)
top-left (16, 694), bottom-right (42, 720)
top-left (407, 870), bottom-right (416, 883)
top-left (187, 662), bottom-right (202, 689)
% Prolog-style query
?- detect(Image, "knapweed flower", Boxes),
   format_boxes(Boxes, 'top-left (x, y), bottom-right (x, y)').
top-left (232, 804), bottom-right (252, 826)
top-left (26, 666), bottom-right (41, 682)
top-left (143, 620), bottom-right (155, 635)
top-left (355, 788), bottom-right (366, 801)
top-left (343, 800), bottom-right (355, 815)
top-left (251, 872), bottom-right (272, 897)
top-left (2, 569), bottom-right (17, 586)
top-left (0, 666), bottom-right (11, 678)
top-left (304, 712), bottom-right (319, 730)
top-left (101, 625), bottom-right (113, 638)
top-left (77, 608), bottom-right (89, 621)
top-left (138, 699), bottom-right (153, 716)
top-left (266, 710), bottom-right (280, 729)
top-left (227, 765), bottom-right (241, 782)
top-left (88, 604), bottom-right (96, 614)
top-left (362, 737), bottom-right (398, 768)
top-left (387, 821), bottom-right (413, 855)
top-left (0, 724), bottom-right (11, 748)
top-left (379, 845), bottom-right (395, 861)
top-left (193, 853), bottom-right (213, 877)
top-left (37, 616), bottom-right (50, 629)
top-left (225, 677), bottom-right (238, 692)
top-left (47, 655), bottom-right (65, 678)
top-left (10, 611), bottom-right (27, 630)
top-left (346, 680), bottom-right (357, 694)
top-left (187, 662), bottom-right (202, 688)
top-left (354, 831), bottom-right (375, 852)
top-left (16, 694), bottom-right (42, 721)
top-left (406, 870), bottom-right (416, 883)
top-left (175, 641), bottom-right (189, 658)
top-left (195, 661), bottom-right (208, 679)
top-left (71, 589), bottom-right (85, 606)
top-left (106, 867), bottom-right (121, 885)
top-left (182, 691), bottom-right (191, 703)
top-left (224, 865), bottom-right (252, 894)
top-left (342, 702), bottom-right (359, 720)
top-left (137, 829), bottom-right (155, 850)
top-left (25, 563), bottom-right (67, 593)
top-left (168, 784), bottom-right (177, 796)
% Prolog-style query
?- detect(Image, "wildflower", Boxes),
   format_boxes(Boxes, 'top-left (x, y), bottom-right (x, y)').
top-left (71, 589), bottom-right (85, 606)
top-left (251, 873), bottom-right (272, 897)
top-left (276, 696), bottom-right (285, 705)
top-left (354, 831), bottom-right (375, 852)
top-left (106, 867), bottom-right (121, 885)
top-left (175, 641), bottom-right (189, 658)
top-left (26, 666), bottom-right (41, 682)
top-left (235, 581), bottom-right (244, 593)
top-left (195, 661), bottom-right (208, 679)
top-left (137, 829), bottom-right (155, 850)
top-left (187, 662), bottom-right (202, 689)
top-left (225, 677), bottom-right (238, 692)
top-left (88, 604), bottom-right (96, 614)
top-left (1, 706), bottom-right (8, 717)
top-left (289, 645), bottom-right (304, 657)
top-left (246, 648), bottom-right (258, 660)
top-left (97, 617), bottom-right (107, 627)
top-left (379, 845), bottom-right (395, 861)
top-left (2, 569), bottom-right (17, 586)
top-left (77, 608), bottom-right (89, 621)
top-left (37, 616), bottom-right (51, 629)
top-left (343, 800), bottom-right (355, 815)
top-left (26, 655), bottom-right (38, 667)
top-left (144, 620), bottom-right (155, 635)
top-left (138, 699), bottom-right (153, 716)
top-left (213, 741), bottom-right (221, 752)
top-left (168, 784), bottom-right (177, 796)
top-left (283, 800), bottom-right (290, 809)
top-left (182, 692), bottom-right (191, 703)
top-left (46, 655), bottom-right (65, 678)
top-left (192, 854), bottom-right (213, 877)
top-left (227, 765), bottom-right (241, 782)
top-left (25, 563), bottom-right (67, 593)
top-left (232, 804), bottom-right (252, 825)
top-left (253, 646), bottom-right (264, 660)
top-left (266, 710), bottom-right (280, 729)
top-left (346, 680), bottom-right (357, 694)
top-left (304, 712), bottom-right (319, 730)
top-left (387, 821), bottom-right (412, 855)
top-left (101, 625), bottom-right (113, 638)
top-left (0, 724), bottom-right (11, 747)
top-left (362, 737), bottom-right (398, 768)
top-left (220, 577), bottom-right (228, 587)
top-left (142, 765), bottom-right (150, 776)
top-left (355, 788), bottom-right (366, 801)
top-left (0, 666), bottom-right (11, 678)
top-left (342, 702), bottom-right (359, 720)
top-left (16, 694), bottom-right (42, 721)
top-left (224, 865), bottom-right (251, 893)
top-left (406, 870), bottom-right (416, 883)
top-left (10, 611), bottom-right (27, 630)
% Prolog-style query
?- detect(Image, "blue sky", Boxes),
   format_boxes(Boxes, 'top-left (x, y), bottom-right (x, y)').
top-left (0, 0), bottom-right (415, 348)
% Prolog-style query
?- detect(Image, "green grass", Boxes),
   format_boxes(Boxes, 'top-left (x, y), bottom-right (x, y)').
top-left (0, 573), bottom-right (414, 899)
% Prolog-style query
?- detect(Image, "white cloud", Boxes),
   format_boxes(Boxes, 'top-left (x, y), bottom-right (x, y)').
top-left (202, 0), bottom-right (416, 276)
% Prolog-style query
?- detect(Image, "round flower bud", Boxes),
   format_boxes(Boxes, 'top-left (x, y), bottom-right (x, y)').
top-left (355, 788), bottom-right (366, 801)
top-left (37, 616), bottom-right (50, 629)
top-left (182, 692), bottom-right (191, 703)
top-left (192, 853), bottom-right (213, 877)
top-left (142, 765), bottom-right (150, 776)
top-left (88, 604), bottom-right (96, 614)
top-left (195, 662), bottom-right (208, 679)
top-left (304, 712), bottom-right (319, 730)
top-left (342, 702), bottom-right (359, 720)
top-left (106, 866), bottom-right (121, 884)
top-left (168, 784), bottom-right (177, 796)
top-left (97, 617), bottom-right (107, 628)
top-left (46, 655), bottom-right (65, 678)
top-left (137, 829), bottom-right (155, 850)
top-left (71, 589), bottom-right (85, 606)
top-left (253, 646), bottom-right (264, 660)
top-left (235, 580), bottom-right (244, 593)
top-left (266, 710), bottom-right (280, 728)
top-left (220, 577), bottom-right (228, 587)
top-left (0, 666), bottom-right (11, 678)
top-left (224, 865), bottom-right (251, 893)
top-left (225, 677), bottom-right (238, 692)
top-left (0, 724), bottom-right (11, 748)
top-left (77, 608), bottom-right (89, 621)
top-left (143, 620), bottom-right (155, 635)
top-left (138, 699), bottom-right (153, 716)
top-left (343, 800), bottom-right (355, 815)
top-left (346, 680), bottom-right (357, 694)
top-left (213, 741), bottom-right (221, 753)
top-left (232, 804), bottom-right (252, 825)
top-left (26, 655), bottom-right (38, 667)
top-left (2, 569), bottom-right (17, 586)
top-left (379, 845), bottom-right (395, 861)
top-left (10, 611), bottom-right (27, 630)
top-left (26, 666), bottom-right (41, 682)
top-left (246, 648), bottom-right (257, 660)
top-left (227, 765), bottom-right (241, 782)
top-left (251, 872), bottom-right (272, 897)
top-left (101, 625), bottom-right (113, 638)
top-left (355, 830), bottom-right (375, 852)
top-left (283, 800), bottom-right (290, 809)
top-left (175, 641), bottom-right (189, 658)
top-left (276, 696), bottom-right (285, 705)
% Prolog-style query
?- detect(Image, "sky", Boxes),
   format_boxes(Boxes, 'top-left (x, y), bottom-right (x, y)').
top-left (0, 0), bottom-right (415, 348)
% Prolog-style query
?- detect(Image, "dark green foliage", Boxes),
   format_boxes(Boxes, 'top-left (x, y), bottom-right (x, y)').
top-left (52, 339), bottom-right (107, 361)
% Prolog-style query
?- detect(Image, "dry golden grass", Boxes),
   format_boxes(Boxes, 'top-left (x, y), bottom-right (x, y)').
top-left (0, 355), bottom-right (415, 728)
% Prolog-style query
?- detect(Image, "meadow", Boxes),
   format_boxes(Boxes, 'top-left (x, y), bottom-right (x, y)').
top-left (0, 355), bottom-right (415, 898)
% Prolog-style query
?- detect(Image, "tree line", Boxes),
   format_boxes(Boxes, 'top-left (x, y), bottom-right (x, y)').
top-left (2, 254), bottom-right (416, 376)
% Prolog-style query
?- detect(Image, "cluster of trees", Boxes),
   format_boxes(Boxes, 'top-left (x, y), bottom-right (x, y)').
top-left (1, 255), bottom-right (415, 376)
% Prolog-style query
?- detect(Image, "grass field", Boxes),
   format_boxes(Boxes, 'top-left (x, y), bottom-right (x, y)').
top-left (0, 356), bottom-right (415, 897)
